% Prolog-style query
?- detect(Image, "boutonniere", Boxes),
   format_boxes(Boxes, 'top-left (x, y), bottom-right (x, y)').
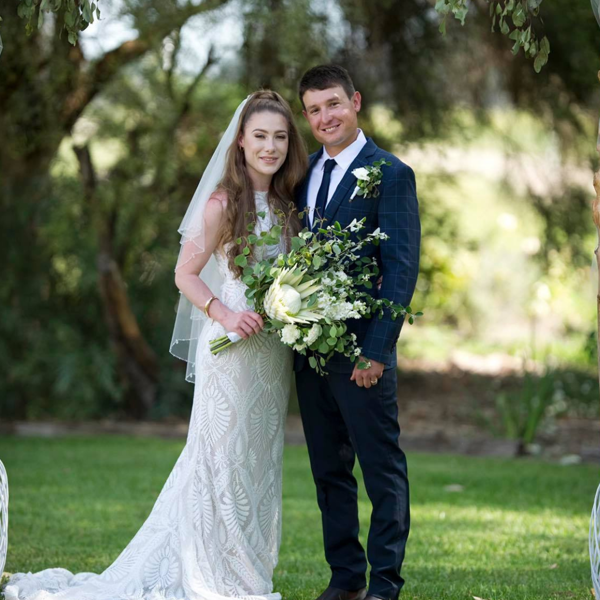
top-left (349, 159), bottom-right (392, 201)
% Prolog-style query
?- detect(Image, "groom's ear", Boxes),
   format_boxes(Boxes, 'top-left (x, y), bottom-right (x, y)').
top-left (352, 91), bottom-right (362, 113)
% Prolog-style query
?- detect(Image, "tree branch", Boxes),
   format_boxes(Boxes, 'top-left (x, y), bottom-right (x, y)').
top-left (62, 0), bottom-right (231, 131)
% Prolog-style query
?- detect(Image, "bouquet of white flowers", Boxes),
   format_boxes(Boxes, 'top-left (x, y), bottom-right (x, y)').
top-left (209, 213), bottom-right (421, 374)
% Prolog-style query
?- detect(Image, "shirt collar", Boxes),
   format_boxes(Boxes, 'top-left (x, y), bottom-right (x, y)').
top-left (318, 129), bottom-right (367, 172)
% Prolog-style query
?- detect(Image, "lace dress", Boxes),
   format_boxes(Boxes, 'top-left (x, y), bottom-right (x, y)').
top-left (5, 192), bottom-right (293, 600)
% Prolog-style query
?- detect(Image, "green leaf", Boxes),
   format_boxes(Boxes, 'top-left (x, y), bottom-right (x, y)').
top-left (257, 211), bottom-right (266, 219)
top-left (327, 338), bottom-right (337, 346)
top-left (246, 223), bottom-right (255, 232)
top-left (309, 356), bottom-right (317, 369)
top-left (248, 234), bottom-right (258, 244)
top-left (242, 275), bottom-right (254, 286)
top-left (511, 5), bottom-right (525, 27)
top-left (82, 0), bottom-right (93, 23)
top-left (318, 342), bottom-right (329, 354)
top-left (234, 254), bottom-right (247, 267)
top-left (64, 8), bottom-right (75, 26)
top-left (533, 52), bottom-right (546, 73)
top-left (540, 35), bottom-right (550, 54)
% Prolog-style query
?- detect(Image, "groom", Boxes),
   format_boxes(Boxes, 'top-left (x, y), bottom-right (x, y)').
top-left (294, 65), bottom-right (421, 600)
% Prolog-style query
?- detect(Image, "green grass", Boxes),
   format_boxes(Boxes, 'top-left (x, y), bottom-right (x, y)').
top-left (0, 436), bottom-right (597, 599)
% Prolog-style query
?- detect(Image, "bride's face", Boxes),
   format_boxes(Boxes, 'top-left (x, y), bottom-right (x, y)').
top-left (240, 111), bottom-right (289, 188)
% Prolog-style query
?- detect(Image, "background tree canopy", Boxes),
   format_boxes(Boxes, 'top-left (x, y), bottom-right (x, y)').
top-left (1, 0), bottom-right (598, 420)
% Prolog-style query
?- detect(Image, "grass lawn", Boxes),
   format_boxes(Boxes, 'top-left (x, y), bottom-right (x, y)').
top-left (0, 436), bottom-right (597, 600)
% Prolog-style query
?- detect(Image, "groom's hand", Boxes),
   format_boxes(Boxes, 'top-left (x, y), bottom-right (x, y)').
top-left (350, 356), bottom-right (384, 389)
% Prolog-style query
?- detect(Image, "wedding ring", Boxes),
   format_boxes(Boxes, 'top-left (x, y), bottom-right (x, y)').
top-left (370, 378), bottom-right (378, 385)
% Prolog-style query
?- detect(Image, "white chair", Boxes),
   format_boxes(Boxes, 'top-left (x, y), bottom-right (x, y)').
top-left (0, 459), bottom-right (7, 578)
top-left (590, 483), bottom-right (600, 598)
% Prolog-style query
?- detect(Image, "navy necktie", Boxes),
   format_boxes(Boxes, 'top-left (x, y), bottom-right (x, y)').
top-left (312, 159), bottom-right (337, 230)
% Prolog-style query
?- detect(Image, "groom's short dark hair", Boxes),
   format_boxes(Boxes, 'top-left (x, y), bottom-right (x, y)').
top-left (298, 65), bottom-right (356, 108)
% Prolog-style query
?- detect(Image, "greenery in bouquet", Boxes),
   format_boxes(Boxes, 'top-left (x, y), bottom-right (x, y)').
top-left (209, 208), bottom-right (421, 374)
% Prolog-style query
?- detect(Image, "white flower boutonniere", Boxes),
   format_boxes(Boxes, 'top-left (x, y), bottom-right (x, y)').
top-left (350, 159), bottom-right (392, 201)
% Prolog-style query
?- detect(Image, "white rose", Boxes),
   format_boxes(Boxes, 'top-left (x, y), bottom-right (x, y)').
top-left (352, 167), bottom-right (370, 181)
top-left (281, 324), bottom-right (302, 345)
top-left (303, 323), bottom-right (322, 346)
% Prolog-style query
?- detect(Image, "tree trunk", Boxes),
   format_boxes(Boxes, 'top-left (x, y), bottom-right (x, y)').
top-left (74, 145), bottom-right (159, 419)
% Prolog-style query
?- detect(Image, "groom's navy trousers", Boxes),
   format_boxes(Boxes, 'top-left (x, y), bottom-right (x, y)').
top-left (296, 363), bottom-right (409, 600)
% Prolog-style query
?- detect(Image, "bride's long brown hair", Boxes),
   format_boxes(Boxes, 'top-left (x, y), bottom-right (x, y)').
top-left (218, 90), bottom-right (308, 278)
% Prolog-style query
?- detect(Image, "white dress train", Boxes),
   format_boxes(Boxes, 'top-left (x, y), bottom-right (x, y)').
top-left (5, 192), bottom-right (292, 600)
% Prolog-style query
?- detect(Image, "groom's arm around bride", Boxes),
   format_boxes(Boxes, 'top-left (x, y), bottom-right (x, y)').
top-left (294, 64), bottom-right (421, 600)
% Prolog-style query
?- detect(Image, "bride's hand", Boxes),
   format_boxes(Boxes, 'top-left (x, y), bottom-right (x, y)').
top-left (217, 307), bottom-right (264, 339)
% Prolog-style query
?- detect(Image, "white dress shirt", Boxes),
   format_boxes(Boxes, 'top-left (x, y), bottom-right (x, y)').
top-left (307, 129), bottom-right (367, 227)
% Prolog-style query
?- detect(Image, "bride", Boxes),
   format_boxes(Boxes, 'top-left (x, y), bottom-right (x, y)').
top-left (4, 90), bottom-right (308, 600)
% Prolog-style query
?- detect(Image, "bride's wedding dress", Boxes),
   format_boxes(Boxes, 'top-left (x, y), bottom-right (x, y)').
top-left (5, 192), bottom-right (292, 600)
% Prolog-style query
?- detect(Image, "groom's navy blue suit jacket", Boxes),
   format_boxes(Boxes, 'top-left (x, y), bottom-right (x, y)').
top-left (294, 138), bottom-right (421, 372)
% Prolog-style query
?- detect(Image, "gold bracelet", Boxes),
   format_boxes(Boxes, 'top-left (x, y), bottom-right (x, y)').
top-left (204, 295), bottom-right (218, 318)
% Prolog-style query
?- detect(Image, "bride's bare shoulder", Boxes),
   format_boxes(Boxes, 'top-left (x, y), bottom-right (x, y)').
top-left (208, 190), bottom-right (228, 209)
top-left (205, 190), bottom-right (228, 223)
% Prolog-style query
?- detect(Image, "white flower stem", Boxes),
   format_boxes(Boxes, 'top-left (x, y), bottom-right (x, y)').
top-left (209, 332), bottom-right (243, 355)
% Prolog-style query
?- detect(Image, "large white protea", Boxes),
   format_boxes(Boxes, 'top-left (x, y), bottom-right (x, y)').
top-left (0, 459), bottom-right (8, 578)
top-left (263, 267), bottom-right (322, 324)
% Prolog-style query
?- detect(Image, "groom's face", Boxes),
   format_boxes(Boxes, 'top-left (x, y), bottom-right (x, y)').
top-left (302, 86), bottom-right (361, 154)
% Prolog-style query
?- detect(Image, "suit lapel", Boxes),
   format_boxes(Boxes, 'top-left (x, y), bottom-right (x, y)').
top-left (323, 138), bottom-right (378, 226)
top-left (298, 149), bottom-right (323, 229)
